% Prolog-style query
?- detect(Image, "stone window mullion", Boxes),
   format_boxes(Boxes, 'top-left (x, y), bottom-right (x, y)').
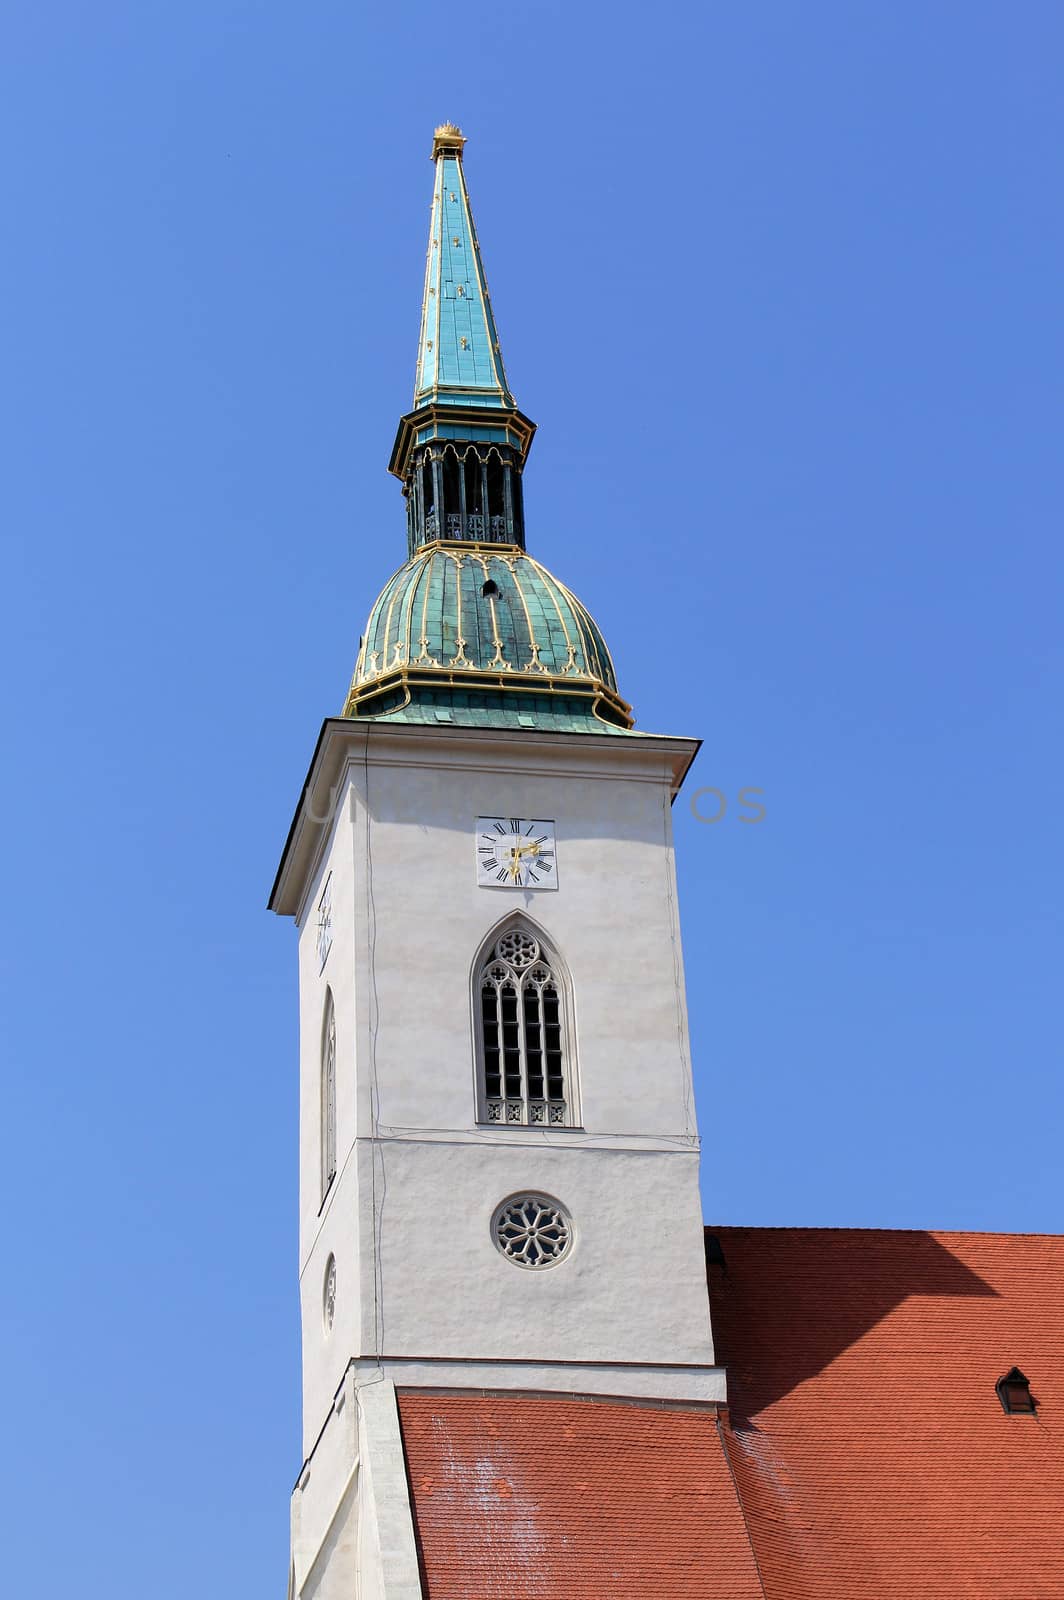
top-left (516, 968), bottom-right (531, 1119)
top-left (476, 927), bottom-right (571, 1128)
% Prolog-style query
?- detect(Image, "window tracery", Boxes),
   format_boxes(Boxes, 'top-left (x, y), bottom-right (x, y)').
top-left (476, 925), bottom-right (571, 1125)
top-left (492, 1193), bottom-right (573, 1268)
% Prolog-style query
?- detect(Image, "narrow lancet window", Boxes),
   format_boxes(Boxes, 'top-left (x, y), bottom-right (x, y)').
top-left (477, 926), bottom-right (571, 1125)
top-left (322, 991), bottom-right (337, 1196)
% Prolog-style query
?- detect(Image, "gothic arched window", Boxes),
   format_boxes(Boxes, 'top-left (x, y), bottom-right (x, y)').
top-left (321, 990), bottom-right (337, 1197)
top-left (475, 922), bottom-right (574, 1126)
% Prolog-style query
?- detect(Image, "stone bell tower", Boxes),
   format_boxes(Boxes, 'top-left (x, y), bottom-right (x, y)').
top-left (270, 123), bottom-right (721, 1600)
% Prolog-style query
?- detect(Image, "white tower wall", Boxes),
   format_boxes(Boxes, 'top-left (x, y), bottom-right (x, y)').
top-left (274, 721), bottom-right (721, 1461)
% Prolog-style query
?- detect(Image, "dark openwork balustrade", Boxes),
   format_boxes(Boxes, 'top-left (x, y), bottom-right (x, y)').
top-left (406, 442), bottom-right (525, 554)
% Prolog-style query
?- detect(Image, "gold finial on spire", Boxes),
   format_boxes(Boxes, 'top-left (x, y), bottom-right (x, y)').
top-left (431, 122), bottom-right (466, 160)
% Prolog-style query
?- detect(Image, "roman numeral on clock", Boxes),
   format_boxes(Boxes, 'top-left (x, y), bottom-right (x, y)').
top-left (475, 817), bottom-right (558, 890)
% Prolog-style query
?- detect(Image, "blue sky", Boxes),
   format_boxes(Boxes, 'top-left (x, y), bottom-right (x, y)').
top-left (2, 3), bottom-right (1061, 1594)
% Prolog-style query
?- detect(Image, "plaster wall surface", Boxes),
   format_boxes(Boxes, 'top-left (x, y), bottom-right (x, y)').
top-left (296, 796), bottom-right (357, 1261)
top-left (341, 734), bottom-right (699, 1142)
top-left (355, 1379), bottom-right (423, 1600)
top-left (360, 1139), bottom-right (711, 1363)
top-left (284, 726), bottom-right (714, 1449)
top-left (291, 1374), bottom-right (420, 1600)
top-left (292, 1369), bottom-right (358, 1598)
top-left (297, 1504), bottom-right (357, 1600)
top-left (295, 794), bottom-right (365, 1445)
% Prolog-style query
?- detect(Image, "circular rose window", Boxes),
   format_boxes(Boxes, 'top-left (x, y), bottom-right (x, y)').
top-left (492, 1193), bottom-right (573, 1268)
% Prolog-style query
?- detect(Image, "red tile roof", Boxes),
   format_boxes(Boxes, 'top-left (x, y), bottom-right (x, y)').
top-left (396, 1230), bottom-right (1063, 1598)
top-left (708, 1227), bottom-right (1064, 1600)
top-left (397, 1391), bottom-right (765, 1599)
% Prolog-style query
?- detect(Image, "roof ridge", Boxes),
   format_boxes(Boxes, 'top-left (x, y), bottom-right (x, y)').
top-left (705, 1223), bottom-right (1064, 1240)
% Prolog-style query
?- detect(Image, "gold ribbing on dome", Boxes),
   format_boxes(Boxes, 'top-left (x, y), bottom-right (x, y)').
top-left (344, 544), bottom-right (633, 730)
top-left (431, 122), bottom-right (466, 160)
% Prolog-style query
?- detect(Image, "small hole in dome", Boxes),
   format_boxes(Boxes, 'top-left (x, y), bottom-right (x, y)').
top-left (482, 580), bottom-right (499, 598)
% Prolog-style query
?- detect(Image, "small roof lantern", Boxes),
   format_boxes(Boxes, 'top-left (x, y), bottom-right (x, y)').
top-left (996, 1367), bottom-right (1036, 1415)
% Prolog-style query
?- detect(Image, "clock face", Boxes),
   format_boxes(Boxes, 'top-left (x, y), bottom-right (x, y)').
top-left (476, 817), bottom-right (558, 889)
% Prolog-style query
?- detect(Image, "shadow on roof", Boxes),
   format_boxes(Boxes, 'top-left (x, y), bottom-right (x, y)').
top-left (705, 1226), bottom-right (998, 1423)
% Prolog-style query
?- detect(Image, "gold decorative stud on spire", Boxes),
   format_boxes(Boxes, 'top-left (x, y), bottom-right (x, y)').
top-left (431, 121), bottom-right (466, 160)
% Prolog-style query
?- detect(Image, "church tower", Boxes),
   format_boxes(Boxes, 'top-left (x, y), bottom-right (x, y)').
top-left (271, 125), bottom-right (721, 1600)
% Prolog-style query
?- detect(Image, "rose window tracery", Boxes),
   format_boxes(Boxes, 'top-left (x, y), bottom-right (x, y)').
top-left (496, 930), bottom-right (539, 969)
top-left (492, 1194), bottom-right (572, 1268)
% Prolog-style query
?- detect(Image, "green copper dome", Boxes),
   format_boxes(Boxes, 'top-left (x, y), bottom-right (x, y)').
top-left (344, 545), bottom-right (632, 732)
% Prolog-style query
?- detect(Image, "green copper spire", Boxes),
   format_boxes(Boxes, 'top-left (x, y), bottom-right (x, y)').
top-left (389, 126), bottom-right (536, 548)
top-left (414, 123), bottom-right (513, 408)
